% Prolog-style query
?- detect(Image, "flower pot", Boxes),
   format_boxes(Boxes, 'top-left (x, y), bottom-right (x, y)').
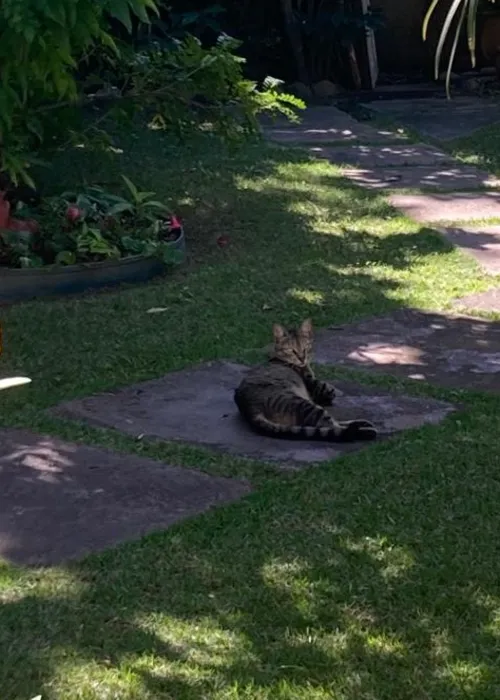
top-left (0, 227), bottom-right (186, 303)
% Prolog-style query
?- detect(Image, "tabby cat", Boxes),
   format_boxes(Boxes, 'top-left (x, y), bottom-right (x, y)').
top-left (234, 319), bottom-right (377, 442)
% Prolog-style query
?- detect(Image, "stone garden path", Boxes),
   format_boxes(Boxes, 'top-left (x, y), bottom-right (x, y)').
top-left (264, 102), bottom-right (500, 302)
top-left (5, 98), bottom-right (500, 566)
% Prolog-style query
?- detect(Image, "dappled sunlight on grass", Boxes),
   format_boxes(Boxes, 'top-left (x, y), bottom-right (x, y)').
top-left (0, 564), bottom-right (85, 603)
top-left (287, 288), bottom-right (325, 305)
top-left (343, 535), bottom-right (415, 582)
top-left (437, 659), bottom-right (490, 694)
top-left (364, 633), bottom-right (407, 658)
top-left (450, 123), bottom-right (500, 176)
top-left (132, 616), bottom-right (256, 670)
top-left (2, 122), bottom-right (500, 698)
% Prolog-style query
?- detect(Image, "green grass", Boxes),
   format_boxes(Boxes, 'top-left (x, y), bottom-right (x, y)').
top-left (2, 122), bottom-right (500, 699)
top-left (450, 122), bottom-right (500, 175)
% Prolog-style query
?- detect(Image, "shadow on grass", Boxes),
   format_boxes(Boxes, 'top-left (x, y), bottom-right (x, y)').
top-left (0, 126), bottom-right (470, 412)
top-left (2, 405), bottom-right (500, 699)
top-left (450, 123), bottom-right (500, 177)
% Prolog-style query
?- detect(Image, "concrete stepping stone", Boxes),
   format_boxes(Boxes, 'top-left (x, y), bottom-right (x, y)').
top-left (340, 165), bottom-right (500, 192)
top-left (0, 428), bottom-right (250, 566)
top-left (389, 192), bottom-right (500, 223)
top-left (53, 361), bottom-right (455, 468)
top-left (364, 96), bottom-right (500, 141)
top-left (263, 106), bottom-right (408, 145)
top-left (314, 309), bottom-right (500, 392)
top-left (453, 288), bottom-right (500, 313)
top-left (307, 143), bottom-right (454, 168)
top-left (435, 224), bottom-right (500, 274)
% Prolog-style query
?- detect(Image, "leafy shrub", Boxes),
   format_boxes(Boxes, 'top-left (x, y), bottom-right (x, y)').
top-left (99, 33), bottom-right (303, 143)
top-left (423, 0), bottom-right (499, 97)
top-left (0, 0), bottom-right (159, 181)
top-left (0, 0), bottom-right (304, 186)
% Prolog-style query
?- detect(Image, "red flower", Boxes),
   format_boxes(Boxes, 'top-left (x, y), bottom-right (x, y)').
top-left (0, 193), bottom-right (10, 229)
top-left (7, 218), bottom-right (39, 233)
top-left (216, 235), bottom-right (230, 248)
top-left (66, 205), bottom-right (82, 223)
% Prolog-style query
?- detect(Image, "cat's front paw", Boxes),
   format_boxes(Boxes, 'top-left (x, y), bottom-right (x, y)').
top-left (315, 381), bottom-right (336, 406)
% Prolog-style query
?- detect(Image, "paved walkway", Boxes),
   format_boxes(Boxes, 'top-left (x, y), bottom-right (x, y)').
top-left (265, 103), bottom-right (500, 312)
top-left (0, 428), bottom-right (250, 566)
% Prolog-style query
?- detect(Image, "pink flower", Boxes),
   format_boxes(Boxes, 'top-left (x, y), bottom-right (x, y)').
top-left (216, 235), bottom-right (230, 248)
top-left (66, 205), bottom-right (81, 223)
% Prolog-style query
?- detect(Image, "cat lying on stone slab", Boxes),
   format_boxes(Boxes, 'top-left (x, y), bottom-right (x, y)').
top-left (234, 318), bottom-right (377, 442)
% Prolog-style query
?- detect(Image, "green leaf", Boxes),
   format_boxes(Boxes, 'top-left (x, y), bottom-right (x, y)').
top-left (434, 0), bottom-right (463, 81)
top-left (100, 31), bottom-right (120, 55)
top-left (263, 76), bottom-right (284, 89)
top-left (55, 250), bottom-right (77, 265)
top-left (127, 0), bottom-right (151, 24)
top-left (445, 0), bottom-right (469, 99)
top-left (16, 166), bottom-right (36, 191)
top-left (136, 191), bottom-right (157, 203)
top-left (120, 174), bottom-right (139, 200)
top-left (200, 55), bottom-right (218, 68)
top-left (19, 256), bottom-right (42, 268)
top-left (26, 117), bottom-right (44, 142)
top-left (422, 0), bottom-right (441, 41)
top-left (120, 235), bottom-right (146, 254)
top-left (142, 201), bottom-right (170, 211)
top-left (43, 3), bottom-right (67, 26)
top-left (467, 0), bottom-right (480, 67)
top-left (107, 202), bottom-right (134, 216)
top-left (107, 0), bottom-right (132, 32)
top-left (1, 229), bottom-right (31, 246)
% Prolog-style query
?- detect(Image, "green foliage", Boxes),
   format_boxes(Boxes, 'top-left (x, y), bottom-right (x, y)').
top-left (100, 33), bottom-right (304, 141)
top-left (0, 179), bottom-right (183, 268)
top-left (0, 0), bottom-right (304, 186)
top-left (0, 0), bottom-right (160, 182)
top-left (423, 0), bottom-right (498, 98)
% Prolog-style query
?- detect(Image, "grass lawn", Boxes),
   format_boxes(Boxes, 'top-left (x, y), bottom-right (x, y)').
top-left (450, 121), bottom-right (500, 176)
top-left (1, 122), bottom-right (500, 699)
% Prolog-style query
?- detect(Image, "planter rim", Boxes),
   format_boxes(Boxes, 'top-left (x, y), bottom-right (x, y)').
top-left (0, 227), bottom-right (185, 277)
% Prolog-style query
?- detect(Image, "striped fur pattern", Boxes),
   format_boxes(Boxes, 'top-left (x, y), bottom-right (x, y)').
top-left (234, 319), bottom-right (377, 442)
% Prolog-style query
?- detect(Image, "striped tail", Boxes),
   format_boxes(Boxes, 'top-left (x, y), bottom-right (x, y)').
top-left (247, 412), bottom-right (377, 443)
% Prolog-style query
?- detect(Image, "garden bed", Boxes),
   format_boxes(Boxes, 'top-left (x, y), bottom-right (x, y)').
top-left (0, 178), bottom-right (186, 302)
top-left (0, 227), bottom-right (186, 303)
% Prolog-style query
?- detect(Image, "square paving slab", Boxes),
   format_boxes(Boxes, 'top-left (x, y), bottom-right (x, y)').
top-left (53, 361), bottom-right (455, 467)
top-left (389, 192), bottom-right (500, 223)
top-left (314, 309), bottom-right (500, 392)
top-left (263, 106), bottom-right (408, 144)
top-left (436, 224), bottom-right (500, 274)
top-left (364, 97), bottom-right (500, 141)
top-left (0, 428), bottom-right (250, 566)
top-left (341, 165), bottom-right (500, 192)
top-left (453, 288), bottom-right (500, 313)
top-left (307, 143), bottom-right (454, 168)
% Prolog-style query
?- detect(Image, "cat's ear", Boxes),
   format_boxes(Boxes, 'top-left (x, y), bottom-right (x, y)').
top-left (273, 324), bottom-right (287, 342)
top-left (299, 318), bottom-right (313, 337)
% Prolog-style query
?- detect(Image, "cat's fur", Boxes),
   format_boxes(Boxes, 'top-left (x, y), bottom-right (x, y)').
top-left (234, 319), bottom-right (377, 442)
